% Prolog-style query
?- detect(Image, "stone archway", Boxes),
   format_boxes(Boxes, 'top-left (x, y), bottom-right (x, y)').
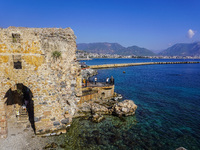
top-left (0, 81), bottom-right (37, 138)
top-left (4, 83), bottom-right (35, 132)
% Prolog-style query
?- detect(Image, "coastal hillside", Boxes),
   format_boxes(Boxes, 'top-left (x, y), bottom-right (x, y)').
top-left (77, 43), bottom-right (124, 54)
top-left (159, 42), bottom-right (200, 56)
top-left (77, 42), bottom-right (156, 56)
top-left (126, 46), bottom-right (155, 56)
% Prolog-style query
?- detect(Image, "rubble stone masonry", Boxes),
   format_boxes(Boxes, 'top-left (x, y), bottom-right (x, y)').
top-left (0, 27), bottom-right (82, 138)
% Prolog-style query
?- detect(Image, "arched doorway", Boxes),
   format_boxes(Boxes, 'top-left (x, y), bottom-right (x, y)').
top-left (4, 84), bottom-right (35, 132)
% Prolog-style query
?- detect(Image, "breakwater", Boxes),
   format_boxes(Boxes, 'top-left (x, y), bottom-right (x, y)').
top-left (89, 61), bottom-right (200, 69)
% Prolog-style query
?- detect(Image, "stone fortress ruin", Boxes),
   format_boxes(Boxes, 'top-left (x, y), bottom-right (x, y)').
top-left (0, 27), bottom-right (82, 138)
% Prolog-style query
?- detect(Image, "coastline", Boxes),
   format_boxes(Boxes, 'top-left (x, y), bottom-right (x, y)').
top-left (0, 58), bottom-right (199, 149)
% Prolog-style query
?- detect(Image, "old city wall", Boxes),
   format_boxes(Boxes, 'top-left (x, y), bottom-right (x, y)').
top-left (0, 27), bottom-right (82, 138)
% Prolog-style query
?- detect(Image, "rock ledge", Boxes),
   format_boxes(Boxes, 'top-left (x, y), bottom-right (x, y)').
top-left (112, 100), bottom-right (137, 117)
top-left (77, 99), bottom-right (137, 122)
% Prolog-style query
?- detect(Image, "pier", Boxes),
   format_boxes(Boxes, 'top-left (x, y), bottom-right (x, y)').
top-left (89, 61), bottom-right (200, 69)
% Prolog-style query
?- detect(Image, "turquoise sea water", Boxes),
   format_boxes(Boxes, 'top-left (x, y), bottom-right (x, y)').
top-left (61, 59), bottom-right (200, 150)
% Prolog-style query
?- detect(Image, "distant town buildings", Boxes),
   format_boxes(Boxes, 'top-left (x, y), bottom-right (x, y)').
top-left (76, 50), bottom-right (200, 59)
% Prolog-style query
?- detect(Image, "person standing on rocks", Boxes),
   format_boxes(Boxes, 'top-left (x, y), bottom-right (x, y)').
top-left (94, 77), bottom-right (97, 85)
top-left (110, 76), bottom-right (114, 85)
top-left (83, 78), bottom-right (86, 87)
top-left (106, 77), bottom-right (109, 84)
top-left (85, 79), bottom-right (88, 87)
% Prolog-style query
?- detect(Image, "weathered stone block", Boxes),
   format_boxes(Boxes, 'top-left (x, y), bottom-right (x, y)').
top-left (43, 111), bottom-right (51, 116)
top-left (50, 117), bottom-right (55, 121)
top-left (34, 117), bottom-right (41, 122)
top-left (53, 121), bottom-right (60, 126)
top-left (61, 118), bottom-right (69, 124)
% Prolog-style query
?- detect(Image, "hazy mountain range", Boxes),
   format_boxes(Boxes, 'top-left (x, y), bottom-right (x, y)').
top-left (77, 43), bottom-right (155, 56)
top-left (77, 42), bottom-right (200, 57)
top-left (159, 42), bottom-right (200, 56)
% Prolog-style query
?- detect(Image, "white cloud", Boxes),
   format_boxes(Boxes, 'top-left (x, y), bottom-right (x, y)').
top-left (187, 29), bottom-right (195, 38)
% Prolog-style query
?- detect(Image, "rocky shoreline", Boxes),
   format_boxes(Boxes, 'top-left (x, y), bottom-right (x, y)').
top-left (79, 67), bottom-right (138, 122)
top-left (76, 93), bottom-right (137, 123)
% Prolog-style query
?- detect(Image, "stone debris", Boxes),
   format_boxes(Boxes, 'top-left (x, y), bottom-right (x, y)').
top-left (43, 142), bottom-right (58, 149)
top-left (91, 113), bottom-right (105, 123)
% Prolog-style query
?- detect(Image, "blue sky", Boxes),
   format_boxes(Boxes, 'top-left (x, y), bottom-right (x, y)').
top-left (0, 0), bottom-right (200, 51)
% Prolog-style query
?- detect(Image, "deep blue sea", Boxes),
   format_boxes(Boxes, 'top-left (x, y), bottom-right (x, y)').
top-left (60, 59), bottom-right (200, 150)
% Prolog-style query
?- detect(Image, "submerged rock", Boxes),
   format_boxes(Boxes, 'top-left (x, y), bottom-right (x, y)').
top-left (112, 100), bottom-right (137, 117)
top-left (43, 142), bottom-right (58, 149)
top-left (91, 113), bottom-right (105, 123)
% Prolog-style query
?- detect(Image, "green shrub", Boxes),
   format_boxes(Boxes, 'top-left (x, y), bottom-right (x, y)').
top-left (13, 37), bottom-right (17, 43)
top-left (52, 51), bottom-right (61, 59)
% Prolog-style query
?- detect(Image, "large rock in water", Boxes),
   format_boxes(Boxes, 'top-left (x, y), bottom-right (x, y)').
top-left (112, 100), bottom-right (137, 117)
top-left (76, 100), bottom-right (137, 120)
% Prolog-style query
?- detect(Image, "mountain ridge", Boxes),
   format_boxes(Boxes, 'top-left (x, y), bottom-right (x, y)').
top-left (77, 42), bottom-right (156, 56)
top-left (78, 42), bottom-right (200, 57)
top-left (159, 42), bottom-right (200, 56)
